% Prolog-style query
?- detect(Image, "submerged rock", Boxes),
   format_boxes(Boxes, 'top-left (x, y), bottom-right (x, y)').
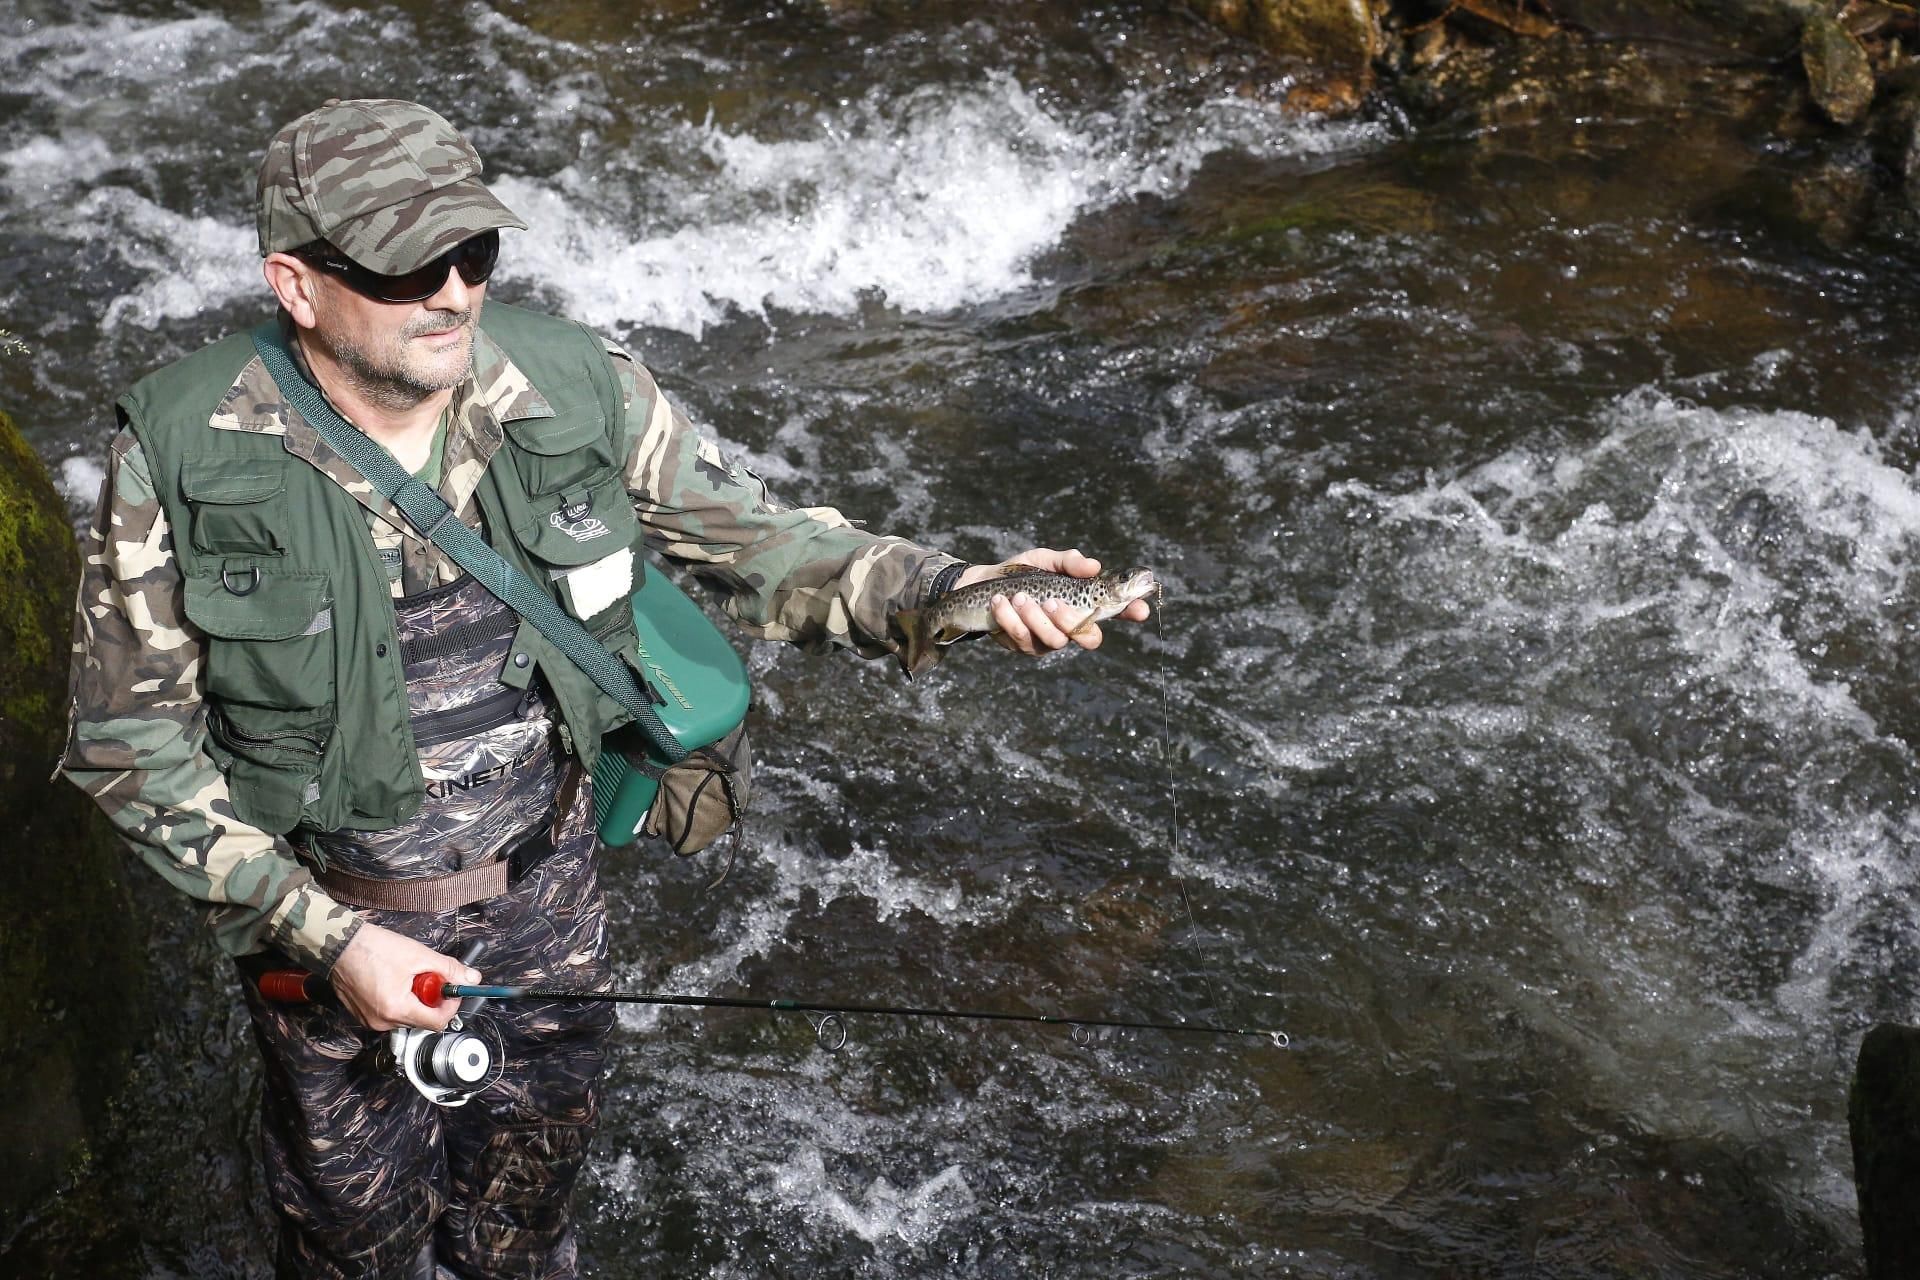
top-left (1542, 0), bottom-right (1820, 58)
top-left (1804, 10), bottom-right (1877, 124)
top-left (0, 408), bottom-right (145, 1232)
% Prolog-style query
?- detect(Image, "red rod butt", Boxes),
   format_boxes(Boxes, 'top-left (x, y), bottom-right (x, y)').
top-left (413, 972), bottom-right (447, 1006)
top-left (258, 971), bottom-right (318, 1003)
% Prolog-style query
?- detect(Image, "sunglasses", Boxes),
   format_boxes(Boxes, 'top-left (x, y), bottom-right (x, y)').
top-left (295, 229), bottom-right (500, 304)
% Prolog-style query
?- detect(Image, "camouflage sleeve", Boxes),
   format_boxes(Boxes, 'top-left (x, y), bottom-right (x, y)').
top-left (607, 343), bottom-right (961, 660)
top-left (60, 430), bottom-right (361, 974)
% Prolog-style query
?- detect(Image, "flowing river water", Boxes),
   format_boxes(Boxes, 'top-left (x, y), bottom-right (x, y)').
top-left (5, 2), bottom-right (1919, 1276)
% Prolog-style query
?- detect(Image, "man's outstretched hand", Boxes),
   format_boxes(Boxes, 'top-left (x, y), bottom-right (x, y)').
top-left (956, 548), bottom-right (1152, 657)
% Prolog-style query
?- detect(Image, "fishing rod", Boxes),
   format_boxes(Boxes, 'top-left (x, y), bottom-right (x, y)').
top-left (257, 968), bottom-right (1286, 1050)
top-left (411, 973), bottom-right (1289, 1048)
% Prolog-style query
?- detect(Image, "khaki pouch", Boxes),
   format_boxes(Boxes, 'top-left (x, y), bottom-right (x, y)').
top-left (640, 722), bottom-right (752, 856)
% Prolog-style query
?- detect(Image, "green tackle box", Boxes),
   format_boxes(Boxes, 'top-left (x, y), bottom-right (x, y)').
top-left (591, 568), bottom-right (750, 847)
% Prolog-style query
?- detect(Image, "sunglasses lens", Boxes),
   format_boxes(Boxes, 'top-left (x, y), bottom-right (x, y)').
top-left (452, 230), bottom-right (500, 287)
top-left (336, 230), bottom-right (501, 303)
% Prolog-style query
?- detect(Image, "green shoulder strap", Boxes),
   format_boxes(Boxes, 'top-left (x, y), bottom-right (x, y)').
top-left (248, 324), bottom-right (688, 767)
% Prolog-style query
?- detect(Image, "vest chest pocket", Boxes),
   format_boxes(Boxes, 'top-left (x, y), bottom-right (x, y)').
top-left (504, 407), bottom-right (618, 497)
top-left (184, 567), bottom-right (336, 712)
top-left (181, 460), bottom-right (288, 558)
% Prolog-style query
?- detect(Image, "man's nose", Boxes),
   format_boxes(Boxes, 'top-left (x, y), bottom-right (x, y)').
top-left (424, 265), bottom-right (474, 312)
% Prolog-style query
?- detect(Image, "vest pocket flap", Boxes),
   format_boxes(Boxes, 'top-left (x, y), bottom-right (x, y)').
top-left (514, 472), bottom-right (639, 568)
top-left (185, 568), bottom-right (333, 640)
top-left (181, 460), bottom-right (287, 504)
top-left (503, 407), bottom-right (607, 458)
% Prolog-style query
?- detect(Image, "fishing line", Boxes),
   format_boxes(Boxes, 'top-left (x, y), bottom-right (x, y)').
top-left (1153, 596), bottom-right (1250, 1031)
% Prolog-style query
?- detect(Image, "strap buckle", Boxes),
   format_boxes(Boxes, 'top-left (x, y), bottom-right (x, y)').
top-left (506, 828), bottom-right (557, 886)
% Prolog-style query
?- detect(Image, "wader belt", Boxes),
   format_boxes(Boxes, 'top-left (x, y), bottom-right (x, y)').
top-left (315, 823), bottom-right (551, 912)
top-left (312, 765), bottom-right (583, 913)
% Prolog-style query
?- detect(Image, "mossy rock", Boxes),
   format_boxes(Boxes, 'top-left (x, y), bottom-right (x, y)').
top-left (0, 408), bottom-right (146, 1234)
top-left (1803, 10), bottom-right (1876, 126)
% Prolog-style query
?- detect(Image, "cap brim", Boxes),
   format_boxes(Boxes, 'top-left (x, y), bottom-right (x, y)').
top-left (327, 175), bottom-right (528, 275)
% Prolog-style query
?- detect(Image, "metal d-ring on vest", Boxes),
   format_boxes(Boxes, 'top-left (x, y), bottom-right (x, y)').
top-left (221, 565), bottom-right (261, 596)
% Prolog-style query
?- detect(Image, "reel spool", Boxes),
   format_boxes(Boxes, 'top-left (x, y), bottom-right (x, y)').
top-left (391, 1019), bottom-right (503, 1107)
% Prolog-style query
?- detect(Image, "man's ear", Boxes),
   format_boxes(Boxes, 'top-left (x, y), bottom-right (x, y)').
top-left (262, 253), bottom-right (321, 329)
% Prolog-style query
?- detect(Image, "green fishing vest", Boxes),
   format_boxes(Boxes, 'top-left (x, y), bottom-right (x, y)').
top-left (120, 302), bottom-right (648, 838)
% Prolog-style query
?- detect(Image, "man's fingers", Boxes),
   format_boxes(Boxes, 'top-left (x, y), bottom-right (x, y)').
top-left (992, 594), bottom-right (1032, 650)
top-left (1060, 548), bottom-right (1101, 578)
top-left (1017, 594), bottom-right (1071, 650)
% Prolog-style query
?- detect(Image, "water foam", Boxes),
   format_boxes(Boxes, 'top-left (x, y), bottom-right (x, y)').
top-left (495, 76), bottom-right (1382, 336)
top-left (5, 7), bottom-right (1380, 342)
top-left (1299, 389), bottom-right (1920, 1195)
top-left (613, 824), bottom-right (1011, 1032)
top-left (769, 1149), bottom-right (976, 1246)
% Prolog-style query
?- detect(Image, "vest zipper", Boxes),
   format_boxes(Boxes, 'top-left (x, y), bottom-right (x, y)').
top-left (212, 708), bottom-right (328, 757)
top-left (409, 687), bottom-right (538, 749)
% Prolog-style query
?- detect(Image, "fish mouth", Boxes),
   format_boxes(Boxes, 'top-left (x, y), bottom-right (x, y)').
top-left (1118, 567), bottom-right (1162, 603)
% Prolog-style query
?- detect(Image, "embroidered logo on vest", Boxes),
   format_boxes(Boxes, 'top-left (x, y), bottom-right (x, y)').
top-left (549, 509), bottom-right (610, 543)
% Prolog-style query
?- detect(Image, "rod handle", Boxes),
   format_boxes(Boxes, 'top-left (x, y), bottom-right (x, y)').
top-left (258, 970), bottom-right (322, 1003)
top-left (413, 971), bottom-right (447, 1007)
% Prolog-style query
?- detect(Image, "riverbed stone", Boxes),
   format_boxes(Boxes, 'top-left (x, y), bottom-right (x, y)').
top-left (1539, 0), bottom-right (1820, 58)
top-left (1184, 0), bottom-right (1382, 110)
top-left (0, 407), bottom-right (146, 1233)
top-left (1803, 10), bottom-right (1877, 125)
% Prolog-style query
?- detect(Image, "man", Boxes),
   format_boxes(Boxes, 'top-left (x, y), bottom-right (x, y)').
top-left (61, 99), bottom-right (1147, 1279)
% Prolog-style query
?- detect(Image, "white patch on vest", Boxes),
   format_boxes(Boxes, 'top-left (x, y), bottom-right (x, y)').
top-left (549, 510), bottom-right (611, 543)
top-left (556, 548), bottom-right (633, 618)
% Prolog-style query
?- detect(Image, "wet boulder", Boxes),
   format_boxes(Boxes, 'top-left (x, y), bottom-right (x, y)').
top-left (1183, 0), bottom-right (1383, 110)
top-left (1803, 9), bottom-right (1876, 124)
top-left (0, 408), bottom-right (145, 1231)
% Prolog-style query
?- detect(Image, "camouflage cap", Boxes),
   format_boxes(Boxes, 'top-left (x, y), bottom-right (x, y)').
top-left (257, 98), bottom-right (527, 275)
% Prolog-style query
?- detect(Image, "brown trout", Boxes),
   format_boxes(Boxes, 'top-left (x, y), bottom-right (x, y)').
top-left (893, 565), bottom-right (1160, 679)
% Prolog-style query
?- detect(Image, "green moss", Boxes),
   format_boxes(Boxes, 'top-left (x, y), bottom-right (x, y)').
top-left (0, 407), bottom-right (74, 762)
top-left (0, 407), bottom-right (148, 1228)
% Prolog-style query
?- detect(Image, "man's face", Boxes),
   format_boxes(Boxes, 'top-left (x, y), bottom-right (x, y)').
top-left (306, 264), bottom-right (485, 408)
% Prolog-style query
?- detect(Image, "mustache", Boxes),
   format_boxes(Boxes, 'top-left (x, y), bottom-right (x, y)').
top-left (402, 309), bottom-right (473, 340)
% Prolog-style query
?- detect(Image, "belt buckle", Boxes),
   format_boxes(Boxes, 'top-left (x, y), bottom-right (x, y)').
top-left (506, 829), bottom-right (555, 886)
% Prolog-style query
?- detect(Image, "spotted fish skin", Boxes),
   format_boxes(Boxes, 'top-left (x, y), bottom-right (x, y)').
top-left (893, 565), bottom-right (1159, 678)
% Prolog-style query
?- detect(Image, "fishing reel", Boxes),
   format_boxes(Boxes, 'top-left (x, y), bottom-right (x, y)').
top-left (387, 1017), bottom-right (504, 1107)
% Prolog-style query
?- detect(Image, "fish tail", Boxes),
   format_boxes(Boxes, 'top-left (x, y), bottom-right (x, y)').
top-left (896, 608), bottom-right (937, 680)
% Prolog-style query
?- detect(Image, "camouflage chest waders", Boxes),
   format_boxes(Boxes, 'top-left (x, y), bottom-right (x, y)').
top-left (242, 578), bottom-right (612, 1280)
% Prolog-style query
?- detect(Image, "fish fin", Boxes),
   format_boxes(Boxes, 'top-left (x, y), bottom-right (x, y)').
top-left (992, 562), bottom-right (1053, 579)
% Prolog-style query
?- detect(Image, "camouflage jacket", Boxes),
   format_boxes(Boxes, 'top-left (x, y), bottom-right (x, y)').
top-left (63, 318), bottom-right (958, 974)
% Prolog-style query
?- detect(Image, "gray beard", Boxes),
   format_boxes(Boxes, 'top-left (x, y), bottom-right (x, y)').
top-left (325, 308), bottom-right (477, 413)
